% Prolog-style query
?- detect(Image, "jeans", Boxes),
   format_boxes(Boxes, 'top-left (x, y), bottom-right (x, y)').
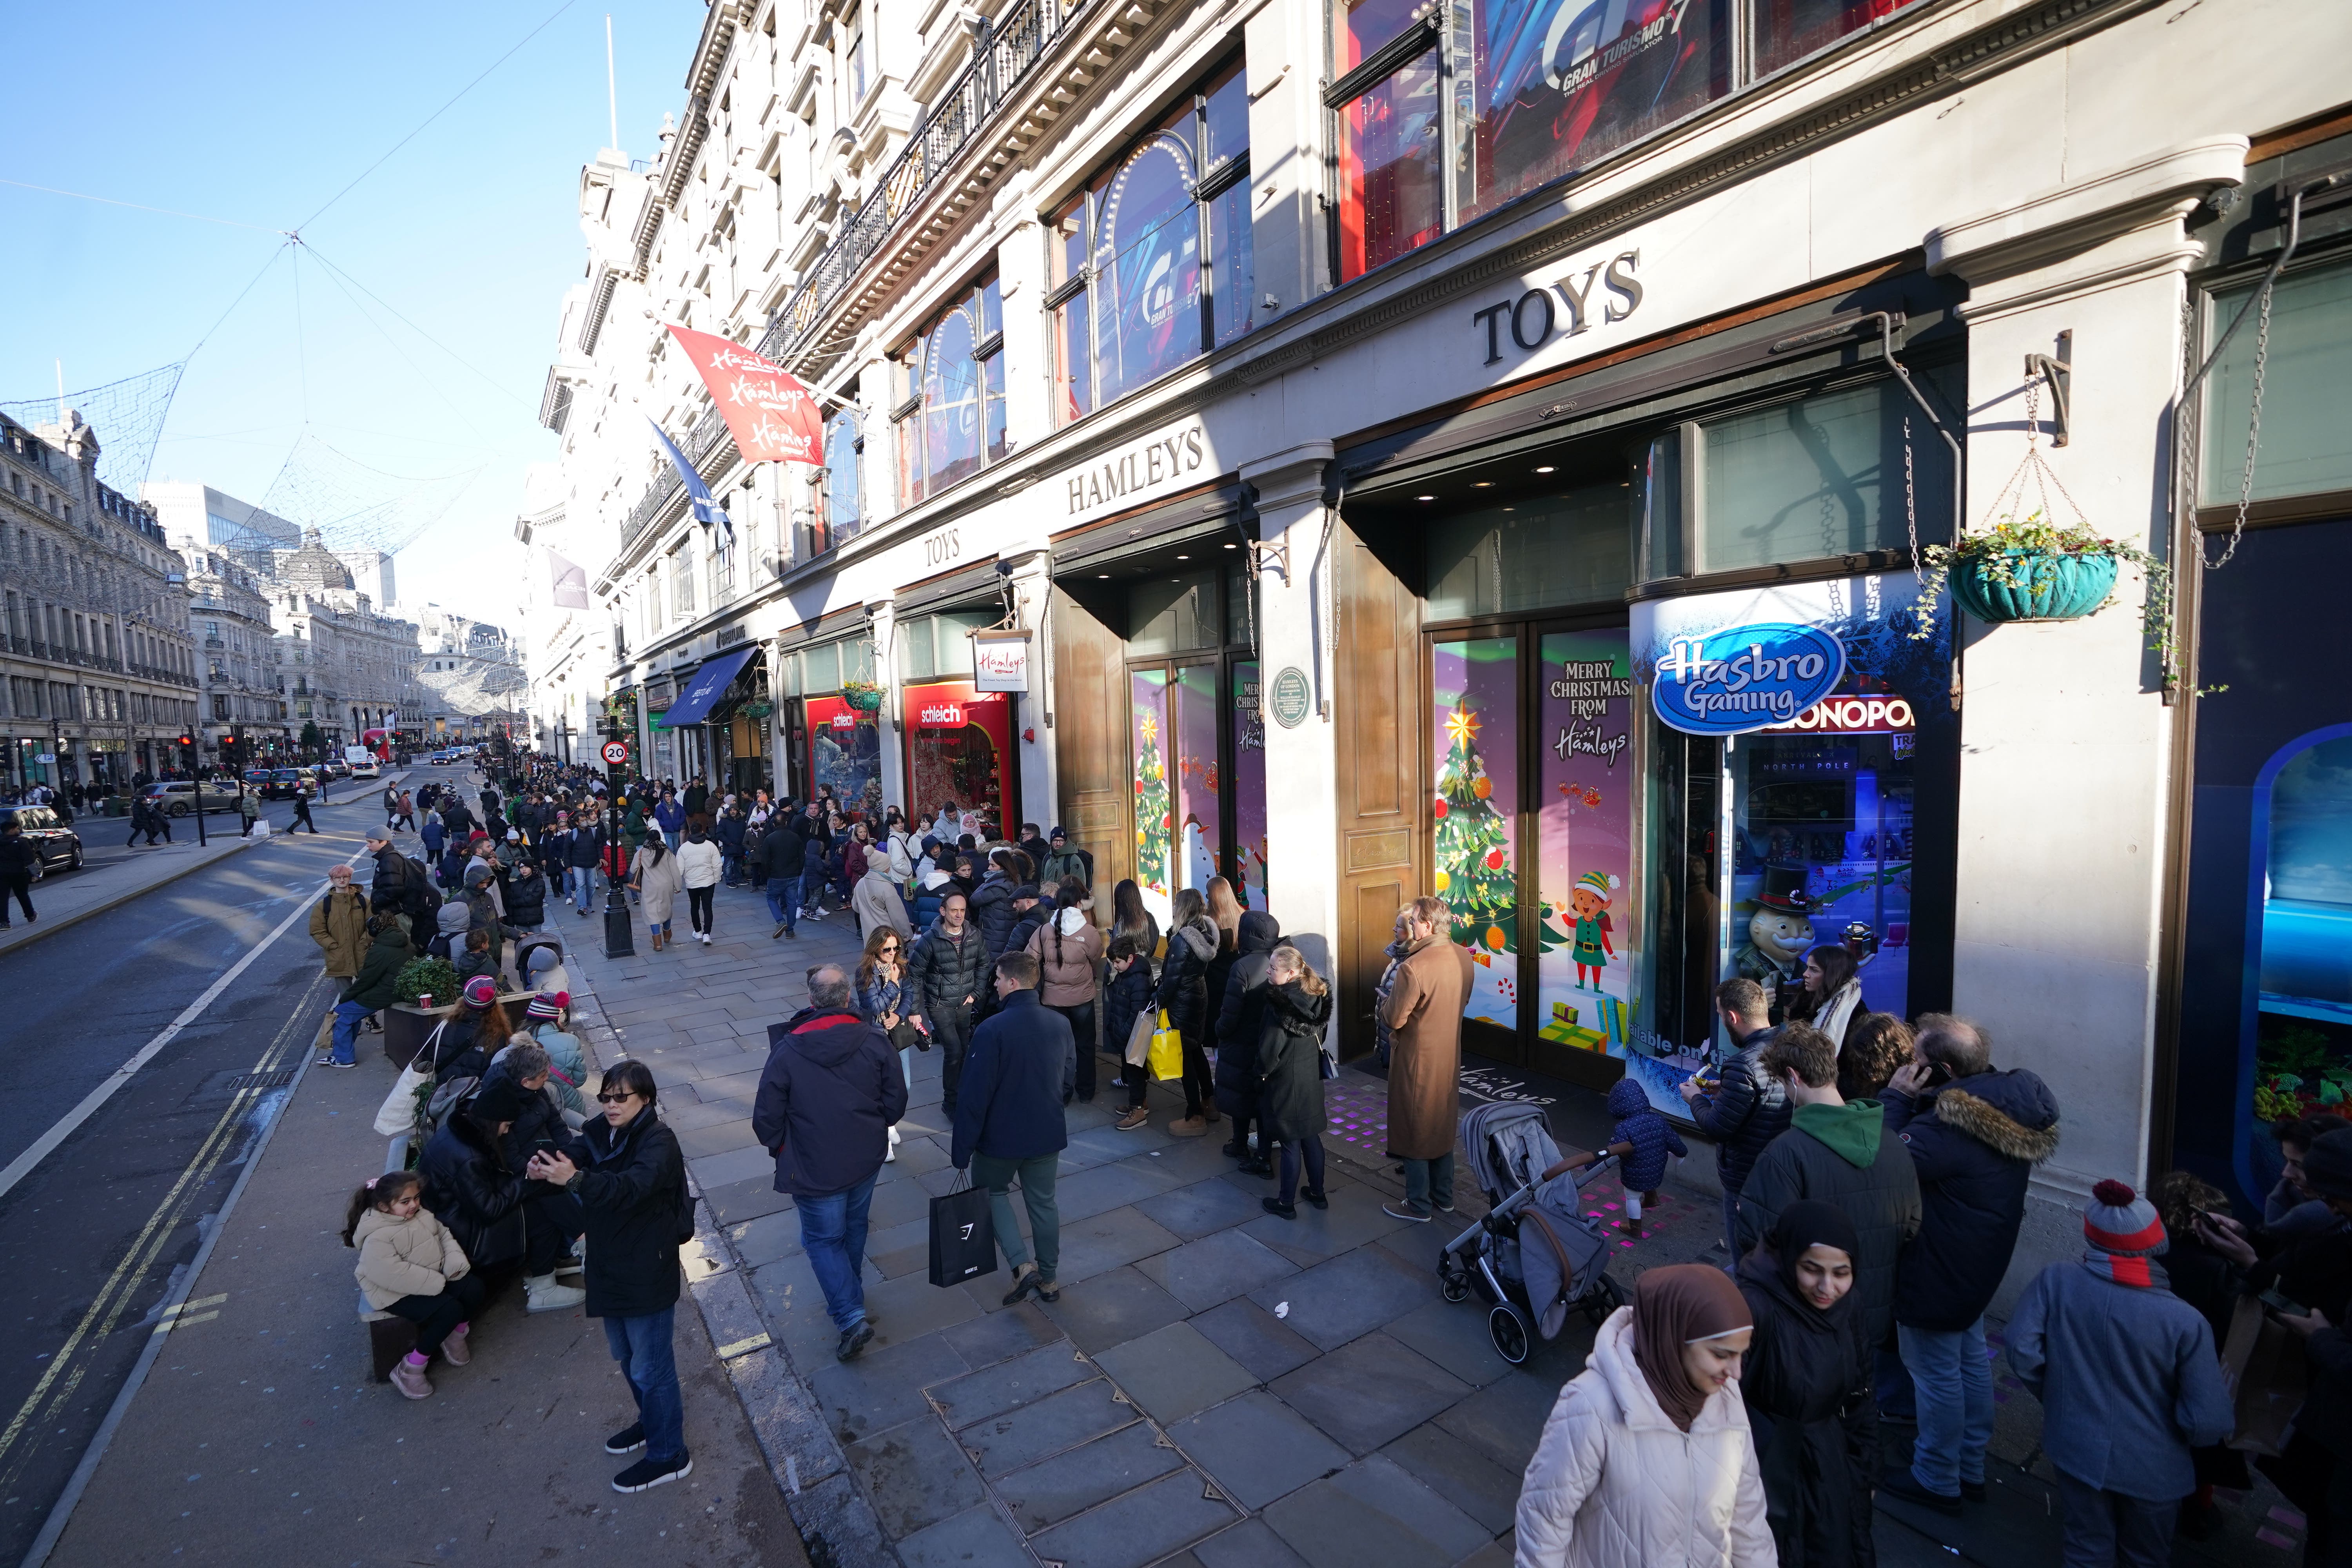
top-left (329, 999), bottom-right (374, 1065)
top-left (385, 1272), bottom-right (488, 1354)
top-left (972, 1153), bottom-right (1060, 1279)
top-left (765, 880), bottom-right (796, 935)
top-left (1279, 1134), bottom-right (1326, 1205)
top-left (1901, 1317), bottom-right (1995, 1496)
top-left (794, 1176), bottom-right (877, 1331)
top-left (1051, 999), bottom-right (1095, 1098)
top-left (571, 866), bottom-right (597, 913)
top-left (603, 1308), bottom-right (686, 1464)
top-left (932, 1013), bottom-right (971, 1112)
top-left (1180, 1030), bottom-right (1212, 1117)
top-left (2056, 1470), bottom-right (2176, 1568)
top-left (686, 884), bottom-right (715, 935)
top-left (721, 851), bottom-right (742, 885)
top-left (663, 830), bottom-right (681, 851)
top-left (1401, 1152), bottom-right (1456, 1215)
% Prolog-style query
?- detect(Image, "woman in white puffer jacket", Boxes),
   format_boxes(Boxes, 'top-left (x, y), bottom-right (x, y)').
top-left (1516, 1264), bottom-right (1776, 1568)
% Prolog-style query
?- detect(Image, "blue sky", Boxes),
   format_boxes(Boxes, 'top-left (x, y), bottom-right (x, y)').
top-left (0, 0), bottom-right (705, 629)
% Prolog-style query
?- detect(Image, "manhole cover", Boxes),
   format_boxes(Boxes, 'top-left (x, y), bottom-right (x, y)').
top-left (225, 1068), bottom-right (297, 1091)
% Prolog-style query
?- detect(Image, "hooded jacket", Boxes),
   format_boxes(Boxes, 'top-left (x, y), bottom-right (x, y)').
top-left (1735, 1251), bottom-right (1878, 1568)
top-left (1515, 1307), bottom-right (1775, 1568)
top-left (352, 1206), bottom-right (471, 1310)
top-left (1213, 913), bottom-right (1284, 1112)
top-left (309, 885), bottom-right (370, 978)
top-left (970, 875), bottom-right (1020, 961)
top-left (1687, 1031), bottom-right (1792, 1194)
top-left (1883, 1069), bottom-right (2061, 1330)
top-left (1102, 947), bottom-right (1158, 1067)
top-left (1154, 915), bottom-right (1221, 1035)
top-left (1026, 908), bottom-right (1104, 1007)
top-left (853, 862), bottom-right (915, 942)
top-left (1737, 1102), bottom-right (1921, 1345)
top-left (341, 924), bottom-right (414, 1012)
top-left (1255, 981), bottom-right (1336, 1145)
top-left (1608, 1078), bottom-right (1690, 1196)
top-left (751, 1009), bottom-right (907, 1196)
top-left (755, 820), bottom-right (806, 880)
top-left (426, 900), bottom-right (473, 960)
top-left (503, 861), bottom-right (548, 927)
top-left (418, 1108), bottom-right (554, 1271)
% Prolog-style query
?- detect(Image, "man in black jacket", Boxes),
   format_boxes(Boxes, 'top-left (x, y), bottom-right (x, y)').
top-left (1214, 911), bottom-right (1284, 1169)
top-left (757, 813), bottom-right (806, 938)
top-left (908, 891), bottom-right (988, 1116)
top-left (1880, 1013), bottom-right (2060, 1513)
top-left (566, 817), bottom-right (606, 917)
top-left (751, 966), bottom-right (906, 1361)
top-left (953, 953), bottom-right (1073, 1305)
top-left (1679, 976), bottom-right (1791, 1263)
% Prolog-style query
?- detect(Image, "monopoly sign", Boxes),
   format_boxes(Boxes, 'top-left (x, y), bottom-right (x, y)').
top-left (1651, 624), bottom-right (1846, 735)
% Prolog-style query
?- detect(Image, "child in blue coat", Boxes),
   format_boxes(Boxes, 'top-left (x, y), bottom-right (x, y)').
top-left (1563, 1078), bottom-right (1689, 1234)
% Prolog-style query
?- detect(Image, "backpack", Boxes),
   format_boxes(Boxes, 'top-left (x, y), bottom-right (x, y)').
top-left (403, 857), bottom-right (443, 924)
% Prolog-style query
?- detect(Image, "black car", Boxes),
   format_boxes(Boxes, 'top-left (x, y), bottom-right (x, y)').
top-left (0, 806), bottom-right (83, 877)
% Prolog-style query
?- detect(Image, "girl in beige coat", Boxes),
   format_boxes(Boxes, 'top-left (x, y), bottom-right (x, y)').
top-left (346, 1171), bottom-right (487, 1400)
top-left (629, 838), bottom-right (687, 951)
top-left (1516, 1265), bottom-right (1775, 1568)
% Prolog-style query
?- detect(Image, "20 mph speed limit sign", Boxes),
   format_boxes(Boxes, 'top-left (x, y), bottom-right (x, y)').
top-left (601, 740), bottom-right (630, 766)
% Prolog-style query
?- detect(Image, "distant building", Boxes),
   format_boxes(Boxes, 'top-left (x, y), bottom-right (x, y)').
top-left (175, 541), bottom-right (289, 764)
top-left (412, 601), bottom-right (523, 745)
top-left (142, 481), bottom-right (299, 568)
top-left (266, 530), bottom-right (423, 752)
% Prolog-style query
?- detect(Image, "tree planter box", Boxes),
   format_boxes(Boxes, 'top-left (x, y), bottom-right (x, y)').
top-left (1950, 549), bottom-right (2118, 624)
top-left (383, 992), bottom-right (535, 1069)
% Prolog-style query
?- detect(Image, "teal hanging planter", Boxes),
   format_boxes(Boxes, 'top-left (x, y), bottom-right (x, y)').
top-left (1947, 548), bottom-right (2119, 624)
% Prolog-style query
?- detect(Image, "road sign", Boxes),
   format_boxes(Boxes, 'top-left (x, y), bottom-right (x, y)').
top-left (34, 753), bottom-right (55, 763)
top-left (601, 740), bottom-right (630, 766)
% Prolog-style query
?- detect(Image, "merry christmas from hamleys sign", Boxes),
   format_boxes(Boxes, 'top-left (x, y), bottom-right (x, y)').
top-left (667, 325), bottom-right (824, 465)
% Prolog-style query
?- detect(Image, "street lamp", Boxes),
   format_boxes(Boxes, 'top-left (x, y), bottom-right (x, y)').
top-left (600, 710), bottom-right (635, 959)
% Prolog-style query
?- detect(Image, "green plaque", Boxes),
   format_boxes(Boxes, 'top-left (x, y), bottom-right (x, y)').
top-left (1269, 666), bottom-right (1312, 729)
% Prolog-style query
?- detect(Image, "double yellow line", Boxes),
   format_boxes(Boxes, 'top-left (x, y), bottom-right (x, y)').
top-left (0, 975), bottom-right (328, 1489)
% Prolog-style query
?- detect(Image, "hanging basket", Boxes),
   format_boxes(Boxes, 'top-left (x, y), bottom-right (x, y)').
top-left (840, 682), bottom-right (883, 713)
top-left (1947, 548), bottom-right (2120, 624)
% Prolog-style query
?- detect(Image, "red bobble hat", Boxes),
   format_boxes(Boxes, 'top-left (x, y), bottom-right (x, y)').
top-left (2083, 1179), bottom-right (2167, 1257)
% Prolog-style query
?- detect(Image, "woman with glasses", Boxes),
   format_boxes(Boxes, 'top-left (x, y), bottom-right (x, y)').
top-left (528, 1061), bottom-right (692, 1494)
top-left (855, 926), bottom-right (918, 1161)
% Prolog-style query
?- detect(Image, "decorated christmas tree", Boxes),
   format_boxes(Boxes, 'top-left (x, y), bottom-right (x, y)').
top-left (1433, 703), bottom-right (1515, 952)
top-left (1134, 711), bottom-right (1172, 894)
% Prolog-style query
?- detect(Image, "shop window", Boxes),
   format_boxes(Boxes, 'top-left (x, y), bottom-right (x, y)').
top-left (1751, 0), bottom-right (1931, 79)
top-left (2204, 257), bottom-right (2352, 506)
top-left (1425, 481), bottom-right (1635, 620)
top-left (901, 612), bottom-right (992, 681)
top-left (821, 399), bottom-right (862, 549)
top-left (1132, 669), bottom-right (1175, 916)
top-left (905, 682), bottom-right (1014, 840)
top-left (1126, 568), bottom-right (1223, 655)
top-left (1431, 635), bottom-right (1523, 1033)
top-left (892, 276), bottom-right (1007, 506)
top-left (1231, 661), bottom-right (1269, 909)
top-left (1332, 35), bottom-right (1443, 283)
top-left (1049, 59), bottom-right (1254, 426)
top-left (802, 640), bottom-right (840, 693)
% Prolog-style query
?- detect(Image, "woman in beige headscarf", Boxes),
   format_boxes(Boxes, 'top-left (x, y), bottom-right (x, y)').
top-left (1515, 1265), bottom-right (1773, 1568)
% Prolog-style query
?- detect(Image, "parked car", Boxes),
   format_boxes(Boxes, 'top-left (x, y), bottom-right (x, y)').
top-left (0, 806), bottom-right (83, 877)
top-left (140, 780), bottom-right (240, 818)
top-left (265, 768), bottom-right (318, 800)
top-left (349, 760), bottom-right (380, 779)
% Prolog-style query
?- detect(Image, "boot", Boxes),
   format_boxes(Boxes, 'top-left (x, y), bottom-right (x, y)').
top-left (525, 1274), bottom-right (587, 1313)
top-left (390, 1355), bottom-right (433, 1399)
top-left (440, 1322), bottom-right (472, 1365)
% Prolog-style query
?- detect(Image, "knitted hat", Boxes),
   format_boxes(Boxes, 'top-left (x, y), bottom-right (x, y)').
top-left (526, 991), bottom-right (566, 1021)
top-left (461, 975), bottom-right (499, 1011)
top-left (2083, 1179), bottom-right (2167, 1257)
top-left (1049, 826), bottom-right (1067, 843)
top-left (1575, 871), bottom-right (1620, 902)
top-left (465, 862), bottom-right (494, 886)
top-left (2301, 1127), bottom-right (2352, 1200)
top-left (505, 828), bottom-right (521, 840)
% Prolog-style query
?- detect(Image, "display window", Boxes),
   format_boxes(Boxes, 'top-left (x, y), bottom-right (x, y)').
top-left (1535, 629), bottom-right (1636, 1061)
top-left (1131, 668), bottom-right (1175, 920)
top-left (904, 681), bottom-right (1014, 842)
top-left (1432, 635), bottom-right (1524, 1034)
top-left (1232, 661), bottom-right (1269, 910)
top-left (803, 694), bottom-right (884, 818)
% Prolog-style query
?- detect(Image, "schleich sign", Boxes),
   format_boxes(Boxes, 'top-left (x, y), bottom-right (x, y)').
top-left (1651, 624), bottom-right (1846, 735)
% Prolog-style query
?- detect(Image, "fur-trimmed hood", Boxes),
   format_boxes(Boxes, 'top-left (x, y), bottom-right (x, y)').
top-left (1931, 1069), bottom-right (2061, 1163)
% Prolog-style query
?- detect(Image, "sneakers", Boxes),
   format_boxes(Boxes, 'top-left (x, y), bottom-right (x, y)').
top-left (389, 1357), bottom-right (432, 1399)
top-left (612, 1454), bottom-right (693, 1493)
top-left (1383, 1201), bottom-right (1433, 1223)
top-left (1880, 1467), bottom-right (1963, 1515)
top-left (524, 1274), bottom-right (587, 1313)
top-left (604, 1422), bottom-right (646, 1455)
top-left (1002, 1263), bottom-right (1040, 1306)
top-left (1240, 1158), bottom-right (1273, 1178)
top-left (1433, 1195), bottom-right (1457, 1213)
top-left (1115, 1107), bottom-right (1150, 1132)
top-left (886, 1125), bottom-right (900, 1163)
top-left (772, 922), bottom-right (789, 940)
top-left (1261, 1196), bottom-right (1297, 1220)
top-left (835, 1322), bottom-right (875, 1362)
top-left (315, 1056), bottom-right (358, 1069)
top-left (440, 1322), bottom-right (471, 1366)
top-left (699, 931), bottom-right (711, 946)
top-left (1169, 1116), bottom-right (1210, 1138)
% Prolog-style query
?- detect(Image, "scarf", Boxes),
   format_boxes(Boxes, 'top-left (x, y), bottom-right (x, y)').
top-left (2082, 1250), bottom-right (2169, 1289)
top-left (1632, 1264), bottom-right (1752, 1432)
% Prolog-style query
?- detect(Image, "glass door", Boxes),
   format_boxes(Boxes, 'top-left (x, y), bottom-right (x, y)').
top-left (1129, 652), bottom-right (1269, 922)
top-left (1430, 633), bottom-right (1523, 1052)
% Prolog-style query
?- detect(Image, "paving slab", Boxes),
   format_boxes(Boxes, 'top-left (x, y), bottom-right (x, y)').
top-left (808, 1330), bottom-right (969, 1443)
top-left (1094, 1319), bottom-right (1260, 1424)
top-left (1248, 1242), bottom-right (1434, 1351)
top-left (845, 1416), bottom-right (992, 1538)
top-left (956, 1376), bottom-right (1134, 1477)
top-left (1138, 1173), bottom-right (1285, 1239)
top-left (1025, 1463), bottom-right (1241, 1568)
top-left (1136, 1228), bottom-right (1301, 1312)
top-left (929, 1339), bottom-right (1096, 1428)
top-left (1188, 1297), bottom-right (1322, 1383)
top-left (1036, 1263), bottom-right (1192, 1354)
top-left (1168, 1389), bottom-right (1352, 1512)
top-left (1270, 1332), bottom-right (1473, 1456)
top-left (896, 1503), bottom-right (1033, 1568)
top-left (1380, 1420), bottom-right (1526, 1535)
top-left (993, 1417), bottom-right (1189, 1533)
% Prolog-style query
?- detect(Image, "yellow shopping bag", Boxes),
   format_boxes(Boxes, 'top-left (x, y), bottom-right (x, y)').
top-left (1147, 1011), bottom-right (1185, 1081)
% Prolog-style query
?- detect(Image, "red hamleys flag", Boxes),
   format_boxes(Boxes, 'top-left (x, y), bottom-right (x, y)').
top-left (665, 324), bottom-right (824, 465)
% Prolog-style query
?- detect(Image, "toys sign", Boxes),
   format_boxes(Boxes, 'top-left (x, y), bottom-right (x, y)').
top-left (1650, 624), bottom-right (1846, 736)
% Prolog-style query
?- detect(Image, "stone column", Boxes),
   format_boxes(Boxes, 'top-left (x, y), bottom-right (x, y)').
top-left (1240, 440), bottom-right (1337, 978)
top-left (868, 601), bottom-right (902, 813)
top-left (1001, 546), bottom-right (1054, 839)
top-left (1926, 137), bottom-right (2247, 1287)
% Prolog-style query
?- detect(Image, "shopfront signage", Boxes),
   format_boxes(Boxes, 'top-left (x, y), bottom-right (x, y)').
top-left (1651, 623), bottom-right (1846, 735)
top-left (1059, 417), bottom-right (1210, 524)
top-left (971, 631), bottom-right (1029, 693)
top-left (1764, 693), bottom-right (1916, 735)
top-left (828, 711), bottom-right (860, 730)
top-left (1269, 666), bottom-right (1312, 728)
top-left (920, 524), bottom-right (965, 571)
top-left (1471, 250), bottom-right (1645, 367)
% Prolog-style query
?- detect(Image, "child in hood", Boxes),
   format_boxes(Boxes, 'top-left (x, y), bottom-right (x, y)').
top-left (1559, 1078), bottom-right (1689, 1235)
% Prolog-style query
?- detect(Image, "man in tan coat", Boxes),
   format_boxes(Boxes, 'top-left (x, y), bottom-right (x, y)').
top-left (308, 864), bottom-right (372, 981)
top-left (1379, 895), bottom-right (1475, 1221)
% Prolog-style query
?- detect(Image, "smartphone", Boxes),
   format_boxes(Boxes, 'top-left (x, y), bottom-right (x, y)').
top-left (2260, 1288), bottom-right (2311, 1318)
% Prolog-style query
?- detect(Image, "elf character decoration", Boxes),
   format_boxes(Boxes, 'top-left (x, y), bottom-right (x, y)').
top-left (1569, 870), bottom-right (1619, 990)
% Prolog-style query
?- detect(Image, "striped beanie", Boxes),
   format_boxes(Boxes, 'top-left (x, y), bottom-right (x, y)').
top-left (525, 990), bottom-right (568, 1021)
top-left (2083, 1179), bottom-right (2166, 1256)
top-left (462, 975), bottom-right (499, 1011)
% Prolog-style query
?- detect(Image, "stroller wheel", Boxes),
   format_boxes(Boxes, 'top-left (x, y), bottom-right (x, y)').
top-left (1583, 1272), bottom-right (1627, 1327)
top-left (1440, 1270), bottom-right (1470, 1305)
top-left (1488, 1303), bottom-right (1534, 1366)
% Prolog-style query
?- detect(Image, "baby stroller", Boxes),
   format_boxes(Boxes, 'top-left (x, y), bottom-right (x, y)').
top-left (1436, 1102), bottom-right (1626, 1365)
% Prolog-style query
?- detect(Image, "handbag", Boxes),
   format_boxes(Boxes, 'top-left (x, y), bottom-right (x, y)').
top-left (1147, 1011), bottom-right (1185, 1082)
top-left (2222, 1294), bottom-right (2309, 1457)
top-left (372, 1057), bottom-right (434, 1137)
top-left (1123, 1009), bottom-right (1157, 1067)
top-left (890, 1020), bottom-right (929, 1054)
top-left (928, 1174), bottom-right (996, 1287)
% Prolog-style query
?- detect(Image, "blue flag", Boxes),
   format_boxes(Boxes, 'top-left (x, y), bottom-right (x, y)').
top-left (648, 417), bottom-right (731, 534)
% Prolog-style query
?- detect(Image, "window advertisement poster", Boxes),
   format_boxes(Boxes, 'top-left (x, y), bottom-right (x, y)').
top-left (1628, 571), bottom-right (1949, 1113)
top-left (1232, 661), bottom-right (1269, 912)
top-left (1131, 669), bottom-right (1174, 923)
top-left (1432, 635), bottom-right (1523, 1032)
top-left (1174, 664), bottom-right (1223, 896)
top-left (803, 695), bottom-right (883, 818)
top-left (1535, 629), bottom-right (1634, 1066)
top-left (1466, 0), bottom-right (1731, 221)
top-left (904, 681), bottom-right (1013, 840)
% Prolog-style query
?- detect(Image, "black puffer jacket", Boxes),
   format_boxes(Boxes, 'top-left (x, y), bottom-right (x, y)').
top-left (1155, 916), bottom-right (1220, 1036)
top-left (560, 1107), bottom-right (686, 1318)
top-left (1884, 1069), bottom-right (2061, 1331)
top-left (1688, 1030), bottom-right (1791, 1193)
top-left (1213, 913), bottom-right (1283, 1116)
top-left (1738, 1104), bottom-right (1922, 1347)
top-left (1102, 951), bottom-right (1157, 1066)
top-left (503, 864), bottom-right (548, 927)
top-left (418, 1110), bottom-right (551, 1270)
top-left (1256, 982), bottom-right (1336, 1145)
top-left (908, 915), bottom-right (989, 1023)
top-left (755, 822), bottom-right (805, 880)
top-left (1737, 1252), bottom-right (1878, 1568)
top-left (970, 877), bottom-right (1019, 961)
top-left (1201, 926), bottom-right (1241, 1046)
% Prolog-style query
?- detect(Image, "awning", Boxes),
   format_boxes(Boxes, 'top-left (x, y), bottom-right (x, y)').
top-left (653, 646), bottom-right (758, 728)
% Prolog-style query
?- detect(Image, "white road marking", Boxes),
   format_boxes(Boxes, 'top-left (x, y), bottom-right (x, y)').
top-left (0, 846), bottom-right (365, 1204)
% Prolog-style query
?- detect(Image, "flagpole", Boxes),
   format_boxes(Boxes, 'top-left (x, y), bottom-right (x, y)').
top-left (605, 15), bottom-right (620, 152)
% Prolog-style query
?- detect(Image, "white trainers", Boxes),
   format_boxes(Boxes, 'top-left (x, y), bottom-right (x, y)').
top-left (886, 1124), bottom-right (901, 1163)
top-left (524, 1274), bottom-right (587, 1312)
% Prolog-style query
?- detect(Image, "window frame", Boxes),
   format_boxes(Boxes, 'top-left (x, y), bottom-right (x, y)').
top-left (891, 274), bottom-right (1009, 506)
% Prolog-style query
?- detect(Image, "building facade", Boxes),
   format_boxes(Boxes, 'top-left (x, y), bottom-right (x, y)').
top-left (268, 530), bottom-right (425, 754)
top-left (3, 413), bottom-right (200, 788)
top-left (176, 541), bottom-right (290, 766)
top-left (530, 0), bottom-right (2352, 1291)
top-left (411, 601), bottom-right (526, 747)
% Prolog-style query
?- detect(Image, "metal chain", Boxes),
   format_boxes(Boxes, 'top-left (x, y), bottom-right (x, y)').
top-left (2207, 281), bottom-right (2273, 570)
top-left (1902, 416), bottom-right (1920, 564)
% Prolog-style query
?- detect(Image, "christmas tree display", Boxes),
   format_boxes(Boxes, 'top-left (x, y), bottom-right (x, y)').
top-left (1134, 711), bottom-right (1172, 895)
top-left (1433, 703), bottom-right (1516, 951)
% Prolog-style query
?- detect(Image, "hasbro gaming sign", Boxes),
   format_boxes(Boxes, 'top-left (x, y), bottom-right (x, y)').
top-left (1651, 624), bottom-right (1846, 735)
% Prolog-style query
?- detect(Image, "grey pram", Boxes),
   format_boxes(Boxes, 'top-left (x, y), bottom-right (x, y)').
top-left (1436, 1102), bottom-right (1625, 1364)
